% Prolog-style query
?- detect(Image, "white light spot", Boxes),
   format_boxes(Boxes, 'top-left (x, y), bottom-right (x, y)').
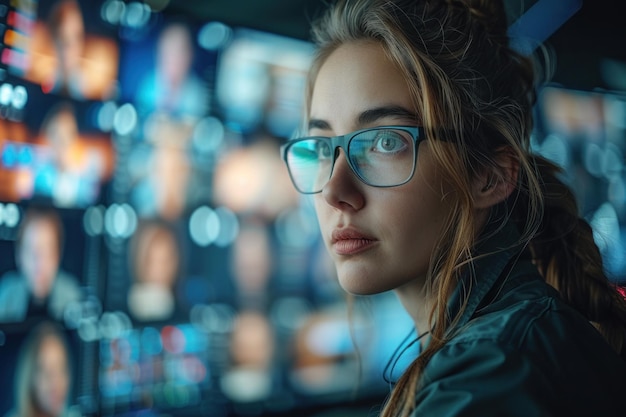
top-left (214, 206), bottom-right (239, 247)
top-left (123, 2), bottom-right (150, 28)
top-left (113, 103), bottom-right (138, 136)
top-left (11, 85), bottom-right (27, 109)
top-left (0, 83), bottom-right (13, 105)
top-left (4, 203), bottom-right (20, 227)
top-left (192, 116), bottom-right (224, 154)
top-left (198, 22), bottom-right (232, 50)
top-left (78, 317), bottom-right (100, 342)
top-left (189, 206), bottom-right (220, 246)
top-left (101, 0), bottom-right (126, 25)
top-left (97, 101), bottom-right (117, 132)
top-left (83, 205), bottom-right (105, 236)
top-left (104, 204), bottom-right (137, 238)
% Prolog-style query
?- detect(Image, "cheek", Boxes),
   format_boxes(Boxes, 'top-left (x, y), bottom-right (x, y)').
top-left (313, 196), bottom-right (328, 230)
top-left (387, 177), bottom-right (451, 254)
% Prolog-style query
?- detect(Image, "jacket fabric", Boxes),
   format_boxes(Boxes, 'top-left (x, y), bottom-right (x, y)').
top-left (411, 221), bottom-right (626, 417)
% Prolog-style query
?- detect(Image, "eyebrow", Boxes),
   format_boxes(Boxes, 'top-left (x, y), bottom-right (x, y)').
top-left (308, 105), bottom-right (418, 131)
top-left (358, 105), bottom-right (418, 125)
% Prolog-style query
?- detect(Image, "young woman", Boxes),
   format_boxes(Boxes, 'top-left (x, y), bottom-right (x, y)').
top-left (281, 0), bottom-right (626, 415)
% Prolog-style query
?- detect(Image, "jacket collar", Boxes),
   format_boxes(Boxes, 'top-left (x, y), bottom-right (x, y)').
top-left (445, 218), bottom-right (526, 334)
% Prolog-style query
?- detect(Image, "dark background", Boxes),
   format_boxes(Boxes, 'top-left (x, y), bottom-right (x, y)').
top-left (165, 0), bottom-right (626, 92)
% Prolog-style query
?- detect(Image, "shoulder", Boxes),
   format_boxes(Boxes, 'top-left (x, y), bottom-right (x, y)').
top-left (446, 277), bottom-right (623, 375)
top-left (415, 283), bottom-right (626, 416)
top-left (459, 273), bottom-right (617, 357)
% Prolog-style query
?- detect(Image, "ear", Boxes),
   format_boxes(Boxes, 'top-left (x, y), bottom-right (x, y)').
top-left (472, 147), bottom-right (519, 209)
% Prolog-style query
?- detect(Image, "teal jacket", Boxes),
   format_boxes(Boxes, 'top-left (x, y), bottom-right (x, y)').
top-left (411, 222), bottom-right (626, 416)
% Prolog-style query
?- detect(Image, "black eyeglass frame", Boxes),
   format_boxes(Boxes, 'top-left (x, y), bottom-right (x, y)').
top-left (280, 125), bottom-right (426, 194)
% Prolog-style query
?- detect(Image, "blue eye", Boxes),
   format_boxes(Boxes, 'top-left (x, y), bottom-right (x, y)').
top-left (372, 131), bottom-right (408, 154)
top-left (317, 141), bottom-right (332, 159)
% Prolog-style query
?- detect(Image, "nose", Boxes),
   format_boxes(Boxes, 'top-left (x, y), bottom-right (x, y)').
top-left (320, 149), bottom-right (365, 211)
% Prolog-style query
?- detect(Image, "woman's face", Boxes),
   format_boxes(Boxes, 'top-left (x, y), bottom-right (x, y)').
top-left (311, 41), bottom-right (454, 295)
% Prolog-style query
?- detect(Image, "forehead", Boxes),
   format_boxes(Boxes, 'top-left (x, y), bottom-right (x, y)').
top-left (310, 41), bottom-right (415, 131)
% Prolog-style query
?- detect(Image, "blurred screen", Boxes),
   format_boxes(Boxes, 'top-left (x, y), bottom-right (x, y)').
top-left (0, 89), bottom-right (115, 207)
top-left (533, 86), bottom-right (626, 283)
top-left (0, 0), bottom-right (118, 208)
top-left (215, 28), bottom-right (314, 139)
top-left (0, 320), bottom-right (83, 417)
top-left (2, 0), bottom-right (118, 101)
top-left (0, 202), bottom-right (104, 415)
top-left (0, 204), bottom-right (100, 325)
top-left (117, 13), bottom-right (216, 126)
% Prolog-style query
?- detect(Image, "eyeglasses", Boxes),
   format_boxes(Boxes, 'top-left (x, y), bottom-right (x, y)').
top-left (281, 125), bottom-right (425, 194)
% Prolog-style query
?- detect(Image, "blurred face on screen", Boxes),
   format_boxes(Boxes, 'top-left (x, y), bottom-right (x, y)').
top-left (138, 227), bottom-right (179, 288)
top-left (232, 224), bottom-right (272, 294)
top-left (231, 311), bottom-right (274, 369)
top-left (153, 145), bottom-right (190, 220)
top-left (157, 23), bottom-right (193, 87)
top-left (45, 108), bottom-right (79, 170)
top-left (20, 217), bottom-right (61, 301)
top-left (55, 1), bottom-right (85, 76)
top-left (33, 335), bottom-right (69, 416)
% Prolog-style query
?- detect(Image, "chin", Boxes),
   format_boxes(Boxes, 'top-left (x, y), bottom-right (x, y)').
top-left (338, 277), bottom-right (387, 296)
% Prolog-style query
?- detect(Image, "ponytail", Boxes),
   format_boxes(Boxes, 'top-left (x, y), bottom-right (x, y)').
top-left (525, 155), bottom-right (626, 358)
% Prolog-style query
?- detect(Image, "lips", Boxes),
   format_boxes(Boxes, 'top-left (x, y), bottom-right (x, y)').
top-left (331, 228), bottom-right (377, 255)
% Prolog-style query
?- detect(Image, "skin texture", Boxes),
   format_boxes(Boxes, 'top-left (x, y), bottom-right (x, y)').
top-left (310, 41), bottom-right (458, 328)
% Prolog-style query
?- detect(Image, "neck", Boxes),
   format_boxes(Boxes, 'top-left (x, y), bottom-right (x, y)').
top-left (394, 279), bottom-right (432, 342)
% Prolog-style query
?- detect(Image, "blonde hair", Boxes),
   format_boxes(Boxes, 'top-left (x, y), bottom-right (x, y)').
top-left (305, 0), bottom-right (626, 415)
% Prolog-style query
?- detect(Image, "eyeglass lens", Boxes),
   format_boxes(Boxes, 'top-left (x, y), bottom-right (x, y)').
top-left (286, 128), bottom-right (416, 193)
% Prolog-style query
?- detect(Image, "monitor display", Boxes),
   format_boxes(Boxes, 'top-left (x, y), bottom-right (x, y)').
top-left (533, 85), bottom-right (626, 283)
top-left (2, 0), bottom-right (119, 101)
top-left (117, 13), bottom-right (217, 128)
top-left (0, 203), bottom-right (104, 416)
top-left (215, 28), bottom-right (314, 139)
top-left (0, 89), bottom-right (115, 207)
top-left (0, 0), bottom-right (118, 208)
top-left (0, 204), bottom-right (99, 325)
top-left (0, 320), bottom-right (84, 417)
